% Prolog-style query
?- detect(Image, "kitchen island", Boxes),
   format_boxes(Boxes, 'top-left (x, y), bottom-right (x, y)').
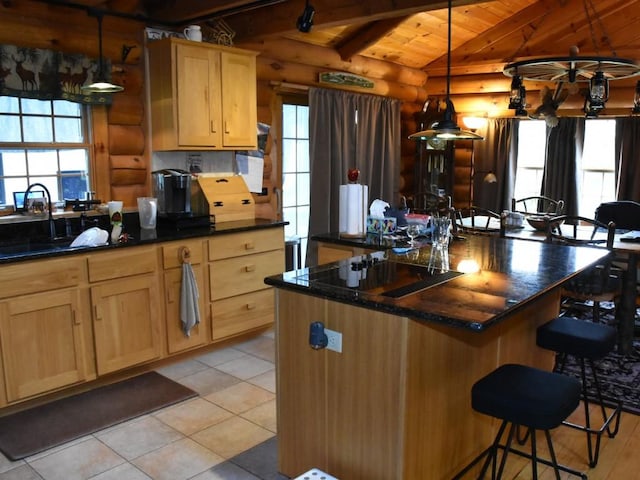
top-left (264, 235), bottom-right (608, 479)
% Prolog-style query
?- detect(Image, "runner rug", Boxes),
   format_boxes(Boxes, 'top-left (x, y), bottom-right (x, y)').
top-left (0, 371), bottom-right (197, 460)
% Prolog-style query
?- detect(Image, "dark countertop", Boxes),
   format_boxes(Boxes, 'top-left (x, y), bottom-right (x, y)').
top-left (265, 234), bottom-right (609, 331)
top-left (0, 217), bottom-right (286, 264)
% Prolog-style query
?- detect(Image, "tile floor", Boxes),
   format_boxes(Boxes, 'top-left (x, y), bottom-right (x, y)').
top-left (0, 330), bottom-right (290, 480)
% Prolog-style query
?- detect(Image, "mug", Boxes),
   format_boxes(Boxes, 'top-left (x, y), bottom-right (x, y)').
top-left (184, 25), bottom-right (202, 42)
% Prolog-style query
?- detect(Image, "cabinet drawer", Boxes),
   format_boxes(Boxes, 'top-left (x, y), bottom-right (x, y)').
top-left (208, 228), bottom-right (283, 260)
top-left (0, 257), bottom-right (84, 299)
top-left (209, 250), bottom-right (284, 300)
top-left (88, 246), bottom-right (157, 282)
top-left (211, 289), bottom-right (274, 341)
top-left (162, 239), bottom-right (204, 269)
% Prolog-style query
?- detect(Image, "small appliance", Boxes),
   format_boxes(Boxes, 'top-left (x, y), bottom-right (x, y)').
top-left (151, 169), bottom-right (192, 217)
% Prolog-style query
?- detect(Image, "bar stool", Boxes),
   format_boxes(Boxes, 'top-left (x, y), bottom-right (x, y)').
top-left (536, 316), bottom-right (622, 467)
top-left (453, 363), bottom-right (586, 480)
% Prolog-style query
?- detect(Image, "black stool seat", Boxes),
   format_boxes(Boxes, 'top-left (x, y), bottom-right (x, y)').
top-left (453, 364), bottom-right (586, 479)
top-left (536, 316), bottom-right (622, 468)
top-left (537, 316), bottom-right (616, 359)
top-left (473, 364), bottom-right (581, 430)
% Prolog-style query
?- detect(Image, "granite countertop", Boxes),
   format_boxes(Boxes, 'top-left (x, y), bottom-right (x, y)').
top-left (0, 216), bottom-right (286, 264)
top-left (265, 234), bottom-right (609, 331)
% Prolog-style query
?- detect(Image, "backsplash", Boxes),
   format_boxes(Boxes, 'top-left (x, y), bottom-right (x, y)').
top-left (152, 150), bottom-right (236, 175)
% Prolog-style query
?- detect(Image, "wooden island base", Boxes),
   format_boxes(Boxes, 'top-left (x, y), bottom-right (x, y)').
top-left (275, 288), bottom-right (559, 480)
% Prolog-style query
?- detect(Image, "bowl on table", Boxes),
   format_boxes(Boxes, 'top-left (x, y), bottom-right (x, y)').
top-left (526, 214), bottom-right (563, 232)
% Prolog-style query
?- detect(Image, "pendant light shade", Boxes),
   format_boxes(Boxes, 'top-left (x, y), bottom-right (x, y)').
top-left (409, 0), bottom-right (483, 141)
top-left (81, 10), bottom-right (123, 94)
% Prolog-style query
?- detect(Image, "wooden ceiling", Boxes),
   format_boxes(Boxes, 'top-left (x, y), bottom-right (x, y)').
top-left (39, 0), bottom-right (640, 109)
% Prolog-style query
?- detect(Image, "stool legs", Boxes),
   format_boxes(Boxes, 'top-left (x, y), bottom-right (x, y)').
top-left (559, 355), bottom-right (622, 467)
top-left (453, 420), bottom-right (587, 480)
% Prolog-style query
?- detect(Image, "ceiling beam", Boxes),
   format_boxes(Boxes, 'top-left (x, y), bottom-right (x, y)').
top-left (228, 0), bottom-right (488, 41)
top-left (336, 16), bottom-right (410, 61)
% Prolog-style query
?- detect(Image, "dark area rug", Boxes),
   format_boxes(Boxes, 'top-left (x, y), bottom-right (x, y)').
top-left (0, 371), bottom-right (197, 460)
top-left (555, 302), bottom-right (640, 416)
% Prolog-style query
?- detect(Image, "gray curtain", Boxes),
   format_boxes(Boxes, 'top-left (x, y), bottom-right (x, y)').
top-left (306, 88), bottom-right (401, 265)
top-left (472, 118), bottom-right (517, 213)
top-left (615, 117), bottom-right (640, 201)
top-left (542, 117), bottom-right (583, 216)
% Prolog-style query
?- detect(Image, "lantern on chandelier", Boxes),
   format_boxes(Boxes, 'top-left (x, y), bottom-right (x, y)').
top-left (508, 74), bottom-right (527, 116)
top-left (588, 70), bottom-right (609, 108)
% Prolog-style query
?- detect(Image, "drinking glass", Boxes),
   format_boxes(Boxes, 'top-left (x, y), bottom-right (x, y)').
top-left (407, 224), bottom-right (421, 245)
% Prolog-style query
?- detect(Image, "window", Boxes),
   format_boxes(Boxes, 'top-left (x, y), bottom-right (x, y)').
top-left (282, 103), bottom-right (310, 267)
top-left (513, 119), bottom-right (616, 217)
top-left (0, 96), bottom-right (90, 207)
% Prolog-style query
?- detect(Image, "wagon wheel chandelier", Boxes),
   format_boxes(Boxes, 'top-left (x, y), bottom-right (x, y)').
top-left (503, 0), bottom-right (640, 118)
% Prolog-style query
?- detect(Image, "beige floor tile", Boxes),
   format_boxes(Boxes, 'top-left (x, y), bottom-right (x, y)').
top-left (132, 438), bottom-right (224, 480)
top-left (204, 382), bottom-right (275, 414)
top-left (195, 347), bottom-right (247, 368)
top-left (91, 462), bottom-right (152, 480)
top-left (234, 336), bottom-right (275, 362)
top-left (28, 438), bottom-right (124, 480)
top-left (215, 355), bottom-right (274, 381)
top-left (96, 415), bottom-right (183, 460)
top-left (25, 435), bottom-right (94, 462)
top-left (246, 369), bottom-right (276, 393)
top-left (241, 399), bottom-right (277, 433)
top-left (191, 416), bottom-right (274, 459)
top-left (0, 464), bottom-right (42, 480)
top-left (155, 359), bottom-right (211, 381)
top-left (0, 453), bottom-right (23, 475)
top-left (176, 367), bottom-right (241, 396)
top-left (154, 397), bottom-right (234, 436)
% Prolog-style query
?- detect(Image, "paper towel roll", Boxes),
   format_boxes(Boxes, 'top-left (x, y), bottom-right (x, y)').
top-left (339, 184), bottom-right (368, 236)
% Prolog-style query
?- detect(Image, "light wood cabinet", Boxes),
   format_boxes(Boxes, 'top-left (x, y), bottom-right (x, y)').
top-left (208, 228), bottom-right (284, 341)
top-left (0, 256), bottom-right (92, 405)
top-left (161, 240), bottom-right (208, 354)
top-left (147, 37), bottom-right (258, 151)
top-left (0, 288), bottom-right (91, 403)
top-left (89, 247), bottom-right (162, 375)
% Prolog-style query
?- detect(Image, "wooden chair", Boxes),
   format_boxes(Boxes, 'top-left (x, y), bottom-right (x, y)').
top-left (512, 196), bottom-right (564, 216)
top-left (545, 215), bottom-right (622, 323)
top-left (409, 191), bottom-right (451, 216)
top-left (454, 206), bottom-right (501, 235)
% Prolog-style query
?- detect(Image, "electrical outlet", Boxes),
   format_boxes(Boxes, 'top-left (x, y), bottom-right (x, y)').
top-left (325, 328), bottom-right (342, 353)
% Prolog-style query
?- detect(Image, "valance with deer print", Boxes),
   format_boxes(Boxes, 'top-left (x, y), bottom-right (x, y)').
top-left (0, 44), bottom-right (113, 105)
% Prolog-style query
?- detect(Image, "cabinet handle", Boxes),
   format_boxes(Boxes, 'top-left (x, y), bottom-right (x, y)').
top-left (94, 305), bottom-right (101, 321)
top-left (167, 287), bottom-right (175, 304)
top-left (224, 120), bottom-right (229, 134)
top-left (72, 310), bottom-right (81, 326)
top-left (244, 241), bottom-right (254, 250)
top-left (211, 120), bottom-right (217, 133)
top-left (246, 302), bottom-right (256, 310)
top-left (245, 264), bottom-right (256, 272)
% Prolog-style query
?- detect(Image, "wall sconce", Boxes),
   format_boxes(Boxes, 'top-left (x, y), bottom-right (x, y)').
top-left (461, 115), bottom-right (488, 131)
top-left (632, 80), bottom-right (640, 115)
top-left (588, 70), bottom-right (609, 108)
top-left (508, 75), bottom-right (528, 116)
top-left (296, 0), bottom-right (315, 33)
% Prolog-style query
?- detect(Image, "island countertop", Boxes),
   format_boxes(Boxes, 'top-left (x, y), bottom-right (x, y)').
top-left (265, 234), bottom-right (609, 331)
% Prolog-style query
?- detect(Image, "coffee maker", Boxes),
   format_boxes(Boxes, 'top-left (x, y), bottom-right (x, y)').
top-left (151, 169), bottom-right (192, 217)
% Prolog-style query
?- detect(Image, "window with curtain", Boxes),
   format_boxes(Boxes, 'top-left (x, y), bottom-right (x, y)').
top-left (513, 119), bottom-right (616, 217)
top-left (0, 96), bottom-right (90, 207)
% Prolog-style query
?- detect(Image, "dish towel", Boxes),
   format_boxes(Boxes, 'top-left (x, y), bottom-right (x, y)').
top-left (180, 262), bottom-right (200, 337)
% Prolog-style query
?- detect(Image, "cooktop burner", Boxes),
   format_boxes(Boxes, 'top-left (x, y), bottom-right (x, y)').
top-left (305, 257), bottom-right (464, 298)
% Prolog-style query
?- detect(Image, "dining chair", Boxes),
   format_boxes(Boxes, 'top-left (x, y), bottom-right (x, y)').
top-left (454, 206), bottom-right (501, 235)
top-left (594, 200), bottom-right (640, 231)
top-left (511, 196), bottom-right (565, 216)
top-left (410, 191), bottom-right (451, 216)
top-left (544, 215), bottom-right (622, 323)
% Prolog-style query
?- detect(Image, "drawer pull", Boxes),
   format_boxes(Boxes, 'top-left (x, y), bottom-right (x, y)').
top-left (245, 264), bottom-right (256, 272)
top-left (246, 302), bottom-right (256, 310)
top-left (244, 241), bottom-right (255, 250)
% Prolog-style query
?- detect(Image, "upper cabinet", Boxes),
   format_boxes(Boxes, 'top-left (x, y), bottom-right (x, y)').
top-left (147, 38), bottom-right (258, 151)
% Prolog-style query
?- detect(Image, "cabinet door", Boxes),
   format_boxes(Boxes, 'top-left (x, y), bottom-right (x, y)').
top-left (0, 289), bottom-right (89, 402)
top-left (91, 275), bottom-right (162, 375)
top-left (220, 50), bottom-right (257, 148)
top-left (164, 266), bottom-right (208, 354)
top-left (176, 43), bottom-right (222, 147)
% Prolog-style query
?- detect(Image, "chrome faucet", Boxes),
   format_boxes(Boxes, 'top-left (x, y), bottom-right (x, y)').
top-left (23, 183), bottom-right (56, 241)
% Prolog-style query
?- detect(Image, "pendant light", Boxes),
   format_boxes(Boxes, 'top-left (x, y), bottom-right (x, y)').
top-left (81, 9), bottom-right (124, 94)
top-left (409, 0), bottom-right (483, 141)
